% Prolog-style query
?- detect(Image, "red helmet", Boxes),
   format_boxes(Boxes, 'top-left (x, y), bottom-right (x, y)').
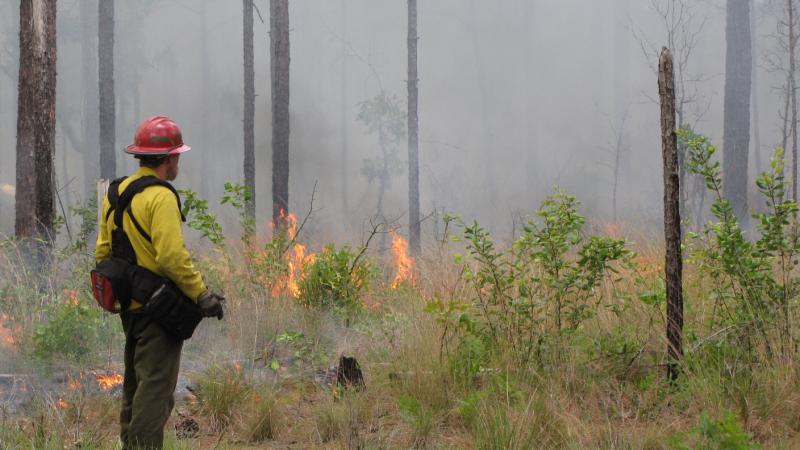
top-left (125, 115), bottom-right (191, 156)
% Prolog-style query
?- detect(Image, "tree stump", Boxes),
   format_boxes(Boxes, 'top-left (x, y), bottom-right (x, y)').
top-left (336, 355), bottom-right (365, 392)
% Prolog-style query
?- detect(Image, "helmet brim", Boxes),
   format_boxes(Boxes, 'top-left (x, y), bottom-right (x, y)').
top-left (124, 144), bottom-right (191, 156)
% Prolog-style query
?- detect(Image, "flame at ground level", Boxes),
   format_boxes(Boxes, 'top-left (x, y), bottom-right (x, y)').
top-left (94, 372), bottom-right (123, 391)
top-left (390, 231), bottom-right (416, 288)
top-left (0, 314), bottom-right (18, 347)
top-left (269, 210), bottom-right (316, 299)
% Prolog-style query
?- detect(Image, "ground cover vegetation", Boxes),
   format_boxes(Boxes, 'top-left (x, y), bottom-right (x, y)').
top-left (3, 133), bottom-right (800, 448)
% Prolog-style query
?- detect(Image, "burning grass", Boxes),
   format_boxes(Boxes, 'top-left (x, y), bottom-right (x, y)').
top-left (0, 206), bottom-right (797, 448)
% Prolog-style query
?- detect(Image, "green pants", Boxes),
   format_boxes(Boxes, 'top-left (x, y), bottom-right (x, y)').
top-left (120, 312), bottom-right (183, 450)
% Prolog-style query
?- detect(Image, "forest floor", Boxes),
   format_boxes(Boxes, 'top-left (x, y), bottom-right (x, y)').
top-left (1, 213), bottom-right (799, 450)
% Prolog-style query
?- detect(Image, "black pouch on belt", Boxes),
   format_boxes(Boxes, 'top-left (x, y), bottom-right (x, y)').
top-left (143, 281), bottom-right (204, 341)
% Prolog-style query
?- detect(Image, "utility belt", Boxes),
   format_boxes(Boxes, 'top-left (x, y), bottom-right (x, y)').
top-left (91, 258), bottom-right (203, 340)
top-left (90, 175), bottom-right (203, 341)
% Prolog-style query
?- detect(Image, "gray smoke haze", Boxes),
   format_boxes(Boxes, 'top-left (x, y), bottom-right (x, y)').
top-left (0, 0), bottom-right (782, 243)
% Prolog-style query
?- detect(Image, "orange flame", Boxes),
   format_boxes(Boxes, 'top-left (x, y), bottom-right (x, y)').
top-left (56, 398), bottom-right (69, 409)
top-left (390, 231), bottom-right (415, 288)
top-left (67, 373), bottom-right (83, 390)
top-left (0, 314), bottom-right (18, 347)
top-left (270, 210), bottom-right (316, 298)
top-left (94, 373), bottom-right (123, 391)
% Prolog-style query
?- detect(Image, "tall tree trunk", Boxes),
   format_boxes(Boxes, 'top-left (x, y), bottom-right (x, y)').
top-left (80, 0), bottom-right (99, 198)
top-left (791, 0), bottom-right (799, 200)
top-left (200, 0), bottom-right (210, 199)
top-left (523, 0), bottom-right (537, 210)
top-left (98, 0), bottom-right (115, 181)
top-left (468, 0), bottom-right (496, 217)
top-left (243, 0), bottom-right (256, 218)
top-left (723, 0), bottom-right (752, 223)
top-left (407, 0), bottom-right (421, 255)
top-left (15, 0), bottom-right (57, 242)
top-left (340, 0), bottom-right (349, 221)
top-left (659, 48), bottom-right (684, 381)
top-left (751, 0), bottom-right (762, 178)
top-left (270, 0), bottom-right (290, 225)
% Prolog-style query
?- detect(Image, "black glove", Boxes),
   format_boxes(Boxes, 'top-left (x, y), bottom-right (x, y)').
top-left (197, 291), bottom-right (225, 320)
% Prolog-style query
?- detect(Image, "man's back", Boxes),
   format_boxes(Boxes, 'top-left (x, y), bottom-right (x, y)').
top-left (95, 166), bottom-right (206, 309)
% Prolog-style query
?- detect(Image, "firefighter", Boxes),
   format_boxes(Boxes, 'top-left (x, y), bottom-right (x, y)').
top-left (95, 115), bottom-right (224, 449)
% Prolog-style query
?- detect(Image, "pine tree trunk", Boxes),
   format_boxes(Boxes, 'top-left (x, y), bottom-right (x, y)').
top-left (523, 0), bottom-right (537, 203)
top-left (270, 0), bottom-right (290, 225)
top-left (751, 0), bottom-right (762, 178)
top-left (723, 0), bottom-right (752, 223)
top-left (659, 48), bottom-right (684, 381)
top-left (791, 0), bottom-right (799, 201)
top-left (98, 0), bottom-right (115, 181)
top-left (243, 0), bottom-right (256, 218)
top-left (200, 0), bottom-right (210, 199)
top-left (80, 0), bottom-right (99, 197)
top-left (15, 0), bottom-right (57, 242)
top-left (407, 0), bottom-right (421, 255)
top-left (340, 0), bottom-right (349, 220)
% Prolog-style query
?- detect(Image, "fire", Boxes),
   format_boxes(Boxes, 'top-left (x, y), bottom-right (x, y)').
top-left (56, 398), bottom-right (69, 409)
top-left (390, 231), bottom-right (415, 288)
top-left (0, 314), bottom-right (18, 347)
top-left (94, 372), bottom-right (123, 391)
top-left (63, 289), bottom-right (80, 305)
top-left (270, 210), bottom-right (316, 298)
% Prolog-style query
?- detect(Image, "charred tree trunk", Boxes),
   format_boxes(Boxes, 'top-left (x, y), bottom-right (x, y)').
top-left (723, 0), bottom-right (752, 223)
top-left (15, 0), bottom-right (57, 242)
top-left (659, 48), bottom-right (684, 381)
top-left (98, 0), bottom-right (115, 181)
top-left (243, 0), bottom-right (255, 218)
top-left (407, 0), bottom-right (421, 255)
top-left (270, 0), bottom-right (290, 225)
top-left (80, 0), bottom-right (99, 197)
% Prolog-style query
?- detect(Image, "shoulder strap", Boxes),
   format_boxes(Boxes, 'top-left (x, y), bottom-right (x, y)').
top-left (104, 177), bottom-right (128, 222)
top-left (112, 176), bottom-right (186, 243)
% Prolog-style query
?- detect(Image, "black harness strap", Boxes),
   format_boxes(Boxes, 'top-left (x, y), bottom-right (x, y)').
top-left (106, 175), bottom-right (186, 266)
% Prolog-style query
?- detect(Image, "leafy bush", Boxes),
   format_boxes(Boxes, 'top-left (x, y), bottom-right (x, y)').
top-left (670, 410), bottom-right (759, 450)
top-left (297, 244), bottom-right (374, 311)
top-left (433, 190), bottom-right (630, 368)
top-left (683, 129), bottom-right (800, 358)
top-left (32, 290), bottom-right (104, 361)
top-left (178, 188), bottom-right (224, 246)
top-left (221, 182), bottom-right (255, 245)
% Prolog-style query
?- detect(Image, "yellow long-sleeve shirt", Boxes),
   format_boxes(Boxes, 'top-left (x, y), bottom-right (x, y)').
top-left (95, 167), bottom-right (207, 310)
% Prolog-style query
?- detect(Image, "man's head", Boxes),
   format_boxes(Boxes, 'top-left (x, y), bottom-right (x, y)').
top-left (125, 116), bottom-right (191, 181)
top-left (136, 154), bottom-right (181, 181)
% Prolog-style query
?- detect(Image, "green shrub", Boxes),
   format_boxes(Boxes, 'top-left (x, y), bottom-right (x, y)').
top-left (683, 130), bottom-right (800, 359)
top-left (179, 188), bottom-right (224, 246)
top-left (33, 291), bottom-right (104, 361)
top-left (434, 190), bottom-right (630, 368)
top-left (297, 244), bottom-right (374, 311)
top-left (670, 410), bottom-right (759, 450)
